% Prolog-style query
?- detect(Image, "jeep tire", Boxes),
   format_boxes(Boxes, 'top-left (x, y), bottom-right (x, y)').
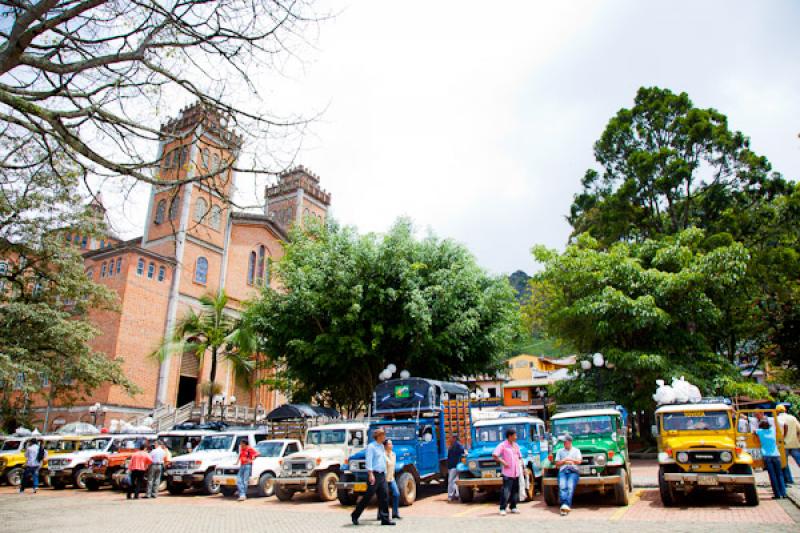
top-left (257, 472), bottom-right (275, 498)
top-left (51, 478), bottom-right (67, 490)
top-left (5, 466), bottom-right (22, 487)
top-left (317, 471), bottom-right (339, 501)
top-left (203, 470), bottom-right (220, 495)
top-left (613, 469), bottom-right (629, 506)
top-left (658, 466), bottom-right (676, 507)
top-left (398, 472), bottom-right (417, 506)
top-left (338, 488), bottom-right (358, 506)
top-left (275, 484), bottom-right (294, 501)
top-left (543, 482), bottom-right (559, 506)
top-left (220, 486), bottom-right (237, 497)
top-left (85, 478), bottom-right (101, 491)
top-left (73, 467), bottom-right (90, 489)
top-left (743, 483), bottom-right (759, 506)
top-left (457, 484), bottom-right (474, 503)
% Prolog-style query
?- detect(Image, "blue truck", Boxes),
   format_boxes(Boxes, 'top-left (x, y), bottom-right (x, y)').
top-left (336, 377), bottom-right (471, 506)
top-left (455, 414), bottom-right (548, 502)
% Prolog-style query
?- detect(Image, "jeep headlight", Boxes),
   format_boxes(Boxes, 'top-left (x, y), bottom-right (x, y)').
top-left (283, 462), bottom-right (290, 471)
top-left (306, 462), bottom-right (314, 470)
top-left (594, 454), bottom-right (606, 467)
top-left (468, 460), bottom-right (478, 471)
top-left (720, 451), bottom-right (732, 463)
top-left (102, 459), bottom-right (108, 466)
top-left (190, 460), bottom-right (203, 469)
top-left (676, 452), bottom-right (689, 463)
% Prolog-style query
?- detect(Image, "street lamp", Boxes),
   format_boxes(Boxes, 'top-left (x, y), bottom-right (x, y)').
top-left (537, 388), bottom-right (549, 426)
top-left (581, 352), bottom-right (613, 401)
top-left (88, 402), bottom-right (107, 427)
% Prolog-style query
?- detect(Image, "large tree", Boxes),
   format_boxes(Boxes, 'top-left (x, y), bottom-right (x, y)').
top-left (533, 229), bottom-right (768, 411)
top-left (246, 219), bottom-right (521, 415)
top-left (0, 147), bottom-right (135, 430)
top-left (0, 1), bottom-right (320, 195)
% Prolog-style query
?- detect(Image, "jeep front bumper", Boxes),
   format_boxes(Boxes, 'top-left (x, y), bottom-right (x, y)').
top-left (274, 476), bottom-right (317, 488)
top-left (542, 474), bottom-right (622, 486)
top-left (213, 474), bottom-right (257, 487)
top-left (662, 473), bottom-right (755, 485)
top-left (456, 477), bottom-right (503, 489)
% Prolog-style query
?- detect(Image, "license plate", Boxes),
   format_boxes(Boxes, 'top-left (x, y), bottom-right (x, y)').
top-left (578, 465), bottom-right (593, 475)
top-left (697, 475), bottom-right (718, 486)
top-left (353, 482), bottom-right (367, 492)
top-left (750, 449), bottom-right (762, 460)
top-left (225, 478), bottom-right (236, 486)
top-left (172, 475), bottom-right (183, 482)
top-left (482, 471), bottom-right (497, 478)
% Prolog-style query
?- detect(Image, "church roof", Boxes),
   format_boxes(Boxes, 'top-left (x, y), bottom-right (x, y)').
top-left (230, 211), bottom-right (289, 241)
top-left (82, 237), bottom-right (177, 264)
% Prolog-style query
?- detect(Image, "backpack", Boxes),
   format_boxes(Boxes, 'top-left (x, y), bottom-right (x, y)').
top-left (36, 444), bottom-right (45, 463)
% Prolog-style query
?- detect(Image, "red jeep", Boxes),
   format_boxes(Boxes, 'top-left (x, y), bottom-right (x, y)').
top-left (85, 435), bottom-right (153, 491)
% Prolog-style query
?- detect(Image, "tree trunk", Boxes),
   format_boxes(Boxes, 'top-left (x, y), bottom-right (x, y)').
top-left (43, 391), bottom-right (54, 432)
top-left (207, 346), bottom-right (218, 418)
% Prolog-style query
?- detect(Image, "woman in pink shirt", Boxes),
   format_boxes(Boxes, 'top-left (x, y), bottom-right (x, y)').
top-left (127, 443), bottom-right (153, 500)
top-left (492, 428), bottom-right (523, 515)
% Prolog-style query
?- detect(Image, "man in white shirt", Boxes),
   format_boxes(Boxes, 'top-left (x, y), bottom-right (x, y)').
top-left (555, 434), bottom-right (582, 516)
top-left (20, 439), bottom-right (47, 493)
top-left (777, 405), bottom-right (800, 485)
top-left (147, 440), bottom-right (168, 499)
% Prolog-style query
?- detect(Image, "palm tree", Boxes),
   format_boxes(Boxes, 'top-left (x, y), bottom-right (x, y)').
top-left (153, 291), bottom-right (258, 418)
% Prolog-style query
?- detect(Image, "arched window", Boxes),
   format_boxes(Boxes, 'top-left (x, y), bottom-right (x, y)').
top-left (202, 148), bottom-right (210, 168)
top-left (147, 262), bottom-right (155, 279)
top-left (194, 197), bottom-right (208, 223)
top-left (265, 257), bottom-right (272, 285)
top-left (86, 268), bottom-right (93, 279)
top-left (116, 258), bottom-right (122, 275)
top-left (194, 257), bottom-right (208, 284)
top-left (154, 199), bottom-right (166, 224)
top-left (158, 266), bottom-right (166, 282)
top-left (247, 251), bottom-right (256, 286)
top-left (99, 240), bottom-right (105, 249)
top-left (81, 236), bottom-right (88, 248)
top-left (169, 196), bottom-right (180, 220)
top-left (100, 262), bottom-right (107, 278)
top-left (212, 153), bottom-right (220, 170)
top-left (209, 205), bottom-right (222, 230)
top-left (256, 245), bottom-right (266, 286)
top-left (136, 258), bottom-right (145, 276)
top-left (107, 258), bottom-right (114, 276)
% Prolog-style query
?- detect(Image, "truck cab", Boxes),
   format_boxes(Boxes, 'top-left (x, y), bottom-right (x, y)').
top-left (273, 422), bottom-right (368, 502)
top-left (542, 404), bottom-right (631, 506)
top-left (336, 378), bottom-right (471, 507)
top-left (213, 439), bottom-right (302, 498)
top-left (165, 428), bottom-right (269, 495)
top-left (455, 415), bottom-right (547, 502)
top-left (655, 400), bottom-right (760, 506)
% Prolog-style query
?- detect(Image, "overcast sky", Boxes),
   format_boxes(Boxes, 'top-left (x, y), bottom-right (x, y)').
top-left (106, 0), bottom-right (800, 275)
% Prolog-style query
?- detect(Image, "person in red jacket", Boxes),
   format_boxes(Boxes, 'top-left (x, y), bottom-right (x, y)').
top-left (127, 443), bottom-right (153, 500)
top-left (236, 440), bottom-right (260, 501)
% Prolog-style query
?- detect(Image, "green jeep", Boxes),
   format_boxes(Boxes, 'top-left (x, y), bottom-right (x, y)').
top-left (542, 403), bottom-right (632, 506)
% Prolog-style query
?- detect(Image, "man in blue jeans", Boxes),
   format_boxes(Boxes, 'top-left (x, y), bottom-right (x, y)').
top-left (236, 440), bottom-right (259, 501)
top-left (555, 434), bottom-right (582, 516)
top-left (777, 405), bottom-right (800, 485)
top-left (756, 419), bottom-right (787, 499)
top-left (20, 439), bottom-right (46, 493)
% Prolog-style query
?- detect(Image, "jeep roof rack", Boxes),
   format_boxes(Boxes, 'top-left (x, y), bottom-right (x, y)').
top-left (656, 397), bottom-right (732, 407)
top-left (555, 401), bottom-right (618, 413)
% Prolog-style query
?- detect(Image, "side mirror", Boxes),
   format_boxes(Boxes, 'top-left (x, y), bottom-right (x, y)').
top-left (650, 425), bottom-right (658, 438)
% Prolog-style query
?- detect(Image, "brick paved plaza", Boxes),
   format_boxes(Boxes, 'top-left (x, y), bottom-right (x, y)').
top-left (2, 479), bottom-right (798, 533)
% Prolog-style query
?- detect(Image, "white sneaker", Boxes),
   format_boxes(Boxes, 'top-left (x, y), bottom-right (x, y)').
top-left (238, 496), bottom-right (246, 501)
top-left (499, 510), bottom-right (507, 516)
top-left (510, 508), bottom-right (520, 514)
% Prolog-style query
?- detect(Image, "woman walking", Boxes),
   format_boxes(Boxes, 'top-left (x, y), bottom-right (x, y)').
top-left (384, 439), bottom-right (401, 520)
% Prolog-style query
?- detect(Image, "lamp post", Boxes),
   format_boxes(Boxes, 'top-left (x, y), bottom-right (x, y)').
top-left (581, 352), bottom-right (613, 401)
top-left (537, 388), bottom-right (548, 426)
top-left (88, 402), bottom-right (107, 427)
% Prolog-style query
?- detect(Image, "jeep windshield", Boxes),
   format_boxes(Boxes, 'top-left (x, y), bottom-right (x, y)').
top-left (553, 416), bottom-right (614, 438)
top-left (475, 424), bottom-right (527, 443)
top-left (381, 424), bottom-right (416, 442)
top-left (255, 442), bottom-right (284, 457)
top-left (196, 435), bottom-right (234, 451)
top-left (44, 439), bottom-right (80, 452)
top-left (306, 429), bottom-right (345, 446)
top-left (79, 438), bottom-right (112, 451)
top-left (1, 440), bottom-right (22, 451)
top-left (662, 411), bottom-right (730, 431)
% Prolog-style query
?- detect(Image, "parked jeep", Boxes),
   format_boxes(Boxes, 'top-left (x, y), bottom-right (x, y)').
top-left (165, 428), bottom-right (268, 495)
top-left (48, 434), bottom-right (156, 490)
top-left (542, 403), bottom-right (631, 506)
top-left (456, 415), bottom-right (547, 502)
top-left (85, 435), bottom-right (154, 491)
top-left (213, 439), bottom-right (302, 498)
top-left (655, 400), bottom-right (760, 506)
top-left (274, 422), bottom-right (368, 502)
top-left (0, 434), bottom-right (88, 486)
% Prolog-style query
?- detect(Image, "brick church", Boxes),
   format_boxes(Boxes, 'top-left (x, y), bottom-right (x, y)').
top-left (34, 103), bottom-right (331, 429)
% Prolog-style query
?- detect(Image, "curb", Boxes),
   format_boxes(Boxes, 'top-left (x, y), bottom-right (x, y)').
top-left (632, 480), bottom-right (775, 489)
top-left (787, 486), bottom-right (800, 509)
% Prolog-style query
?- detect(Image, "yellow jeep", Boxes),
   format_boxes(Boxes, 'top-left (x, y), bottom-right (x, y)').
top-left (0, 434), bottom-right (92, 486)
top-left (654, 400), bottom-right (760, 506)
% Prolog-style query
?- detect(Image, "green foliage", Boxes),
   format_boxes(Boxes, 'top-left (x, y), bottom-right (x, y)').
top-left (511, 334), bottom-right (573, 358)
top-left (534, 229), bottom-right (757, 411)
top-left (246, 218), bottom-right (521, 415)
top-left (0, 149), bottom-right (136, 429)
top-left (153, 291), bottom-right (255, 416)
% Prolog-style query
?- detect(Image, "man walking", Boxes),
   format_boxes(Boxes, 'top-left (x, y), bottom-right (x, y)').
top-left (351, 428), bottom-right (394, 526)
top-left (236, 439), bottom-right (259, 501)
top-left (127, 443), bottom-right (152, 500)
top-left (777, 405), bottom-right (800, 485)
top-left (19, 439), bottom-right (46, 494)
top-left (446, 434), bottom-right (465, 502)
top-left (492, 428), bottom-right (522, 516)
top-left (146, 440), bottom-right (167, 498)
top-left (555, 434), bottom-right (582, 516)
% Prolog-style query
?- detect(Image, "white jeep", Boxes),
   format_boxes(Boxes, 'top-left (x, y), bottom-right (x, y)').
top-left (213, 439), bottom-right (302, 498)
top-left (165, 429), bottom-right (269, 495)
top-left (273, 422), bottom-right (368, 502)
